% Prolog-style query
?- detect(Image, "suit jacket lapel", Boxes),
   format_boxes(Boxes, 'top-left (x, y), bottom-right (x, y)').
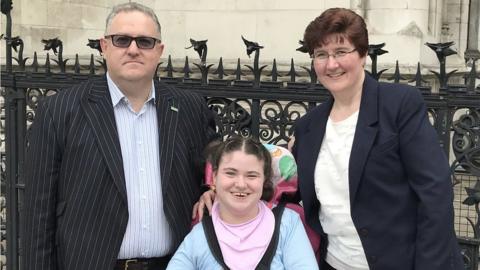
top-left (349, 74), bottom-right (379, 205)
top-left (154, 81), bottom-right (180, 193)
top-left (81, 77), bottom-right (127, 202)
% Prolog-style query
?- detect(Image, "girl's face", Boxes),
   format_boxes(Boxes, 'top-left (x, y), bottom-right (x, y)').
top-left (213, 150), bottom-right (265, 224)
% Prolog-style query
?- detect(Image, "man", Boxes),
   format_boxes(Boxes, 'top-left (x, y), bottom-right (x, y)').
top-left (23, 2), bottom-right (217, 270)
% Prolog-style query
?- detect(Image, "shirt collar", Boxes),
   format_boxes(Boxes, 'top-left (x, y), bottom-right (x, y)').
top-left (106, 72), bottom-right (156, 107)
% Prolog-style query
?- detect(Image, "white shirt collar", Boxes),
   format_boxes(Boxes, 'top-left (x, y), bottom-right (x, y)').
top-left (106, 72), bottom-right (156, 107)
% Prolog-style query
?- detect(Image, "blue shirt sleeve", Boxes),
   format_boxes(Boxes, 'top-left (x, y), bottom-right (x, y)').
top-left (277, 209), bottom-right (319, 270)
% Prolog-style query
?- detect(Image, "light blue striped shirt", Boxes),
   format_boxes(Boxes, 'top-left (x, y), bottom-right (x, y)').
top-left (107, 73), bottom-right (172, 259)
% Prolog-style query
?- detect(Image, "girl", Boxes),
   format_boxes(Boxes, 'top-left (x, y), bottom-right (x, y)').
top-left (167, 137), bottom-right (318, 270)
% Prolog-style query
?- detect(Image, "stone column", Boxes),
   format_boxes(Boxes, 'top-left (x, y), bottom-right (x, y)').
top-left (465, 0), bottom-right (480, 61)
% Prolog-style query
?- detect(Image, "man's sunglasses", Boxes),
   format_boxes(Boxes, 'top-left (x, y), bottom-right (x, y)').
top-left (105, 35), bottom-right (161, 49)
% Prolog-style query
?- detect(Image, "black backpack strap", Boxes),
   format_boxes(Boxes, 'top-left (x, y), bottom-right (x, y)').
top-left (255, 201), bottom-right (286, 270)
top-left (202, 209), bottom-right (230, 270)
top-left (202, 203), bottom-right (286, 270)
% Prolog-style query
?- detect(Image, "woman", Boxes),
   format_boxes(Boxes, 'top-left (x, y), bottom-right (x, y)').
top-left (292, 8), bottom-right (463, 269)
top-left (168, 137), bottom-right (318, 270)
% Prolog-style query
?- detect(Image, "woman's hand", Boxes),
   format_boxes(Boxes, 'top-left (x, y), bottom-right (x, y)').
top-left (192, 189), bottom-right (216, 221)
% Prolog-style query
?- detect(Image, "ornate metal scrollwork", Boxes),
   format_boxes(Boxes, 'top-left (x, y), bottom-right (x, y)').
top-left (241, 36), bottom-right (267, 87)
top-left (451, 108), bottom-right (480, 177)
top-left (186, 38), bottom-right (213, 84)
top-left (450, 107), bottom-right (480, 265)
top-left (425, 42), bottom-right (458, 89)
top-left (259, 100), bottom-right (308, 144)
top-left (9, 36), bottom-right (28, 70)
top-left (25, 88), bottom-right (57, 112)
top-left (206, 97), bottom-right (252, 138)
top-left (368, 43), bottom-right (389, 80)
top-left (42, 38), bottom-right (69, 72)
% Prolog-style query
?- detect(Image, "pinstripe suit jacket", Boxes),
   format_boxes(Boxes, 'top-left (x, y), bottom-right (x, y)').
top-left (23, 76), bottom-right (217, 270)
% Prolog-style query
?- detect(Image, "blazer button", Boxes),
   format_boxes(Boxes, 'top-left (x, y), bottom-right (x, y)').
top-left (369, 255), bottom-right (377, 263)
top-left (360, 228), bottom-right (368, 236)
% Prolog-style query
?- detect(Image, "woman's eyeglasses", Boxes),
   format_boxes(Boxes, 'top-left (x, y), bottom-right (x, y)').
top-left (312, 48), bottom-right (357, 62)
top-left (105, 35), bottom-right (161, 49)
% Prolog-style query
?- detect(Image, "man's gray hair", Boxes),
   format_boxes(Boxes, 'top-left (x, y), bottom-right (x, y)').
top-left (105, 2), bottom-right (162, 40)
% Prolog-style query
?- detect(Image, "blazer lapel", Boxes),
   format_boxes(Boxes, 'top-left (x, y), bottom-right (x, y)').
top-left (154, 81), bottom-right (180, 193)
top-left (81, 77), bottom-right (127, 202)
top-left (348, 74), bottom-right (379, 205)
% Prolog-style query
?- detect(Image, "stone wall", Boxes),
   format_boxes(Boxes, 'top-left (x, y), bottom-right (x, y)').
top-left (0, 0), bottom-right (474, 72)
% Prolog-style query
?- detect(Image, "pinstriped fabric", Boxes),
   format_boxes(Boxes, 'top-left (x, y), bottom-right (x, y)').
top-left (154, 80), bottom-right (218, 248)
top-left (23, 76), bottom-right (217, 270)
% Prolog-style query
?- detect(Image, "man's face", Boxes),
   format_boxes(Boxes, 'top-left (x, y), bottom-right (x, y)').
top-left (100, 11), bottom-right (164, 85)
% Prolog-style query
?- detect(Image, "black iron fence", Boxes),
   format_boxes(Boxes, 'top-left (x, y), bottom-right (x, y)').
top-left (2, 8), bottom-right (480, 270)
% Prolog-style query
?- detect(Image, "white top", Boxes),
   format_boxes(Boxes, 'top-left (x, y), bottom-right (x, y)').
top-left (107, 73), bottom-right (173, 258)
top-left (314, 111), bottom-right (369, 270)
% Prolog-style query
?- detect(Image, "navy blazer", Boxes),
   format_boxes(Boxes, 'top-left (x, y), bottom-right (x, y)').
top-left (23, 76), bottom-right (217, 270)
top-left (293, 74), bottom-right (462, 269)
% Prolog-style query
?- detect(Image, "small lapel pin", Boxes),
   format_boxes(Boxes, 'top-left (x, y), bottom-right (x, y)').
top-left (168, 98), bottom-right (179, 112)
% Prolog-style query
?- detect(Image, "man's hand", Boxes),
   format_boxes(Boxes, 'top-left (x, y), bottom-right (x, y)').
top-left (192, 189), bottom-right (216, 221)
top-left (287, 135), bottom-right (295, 152)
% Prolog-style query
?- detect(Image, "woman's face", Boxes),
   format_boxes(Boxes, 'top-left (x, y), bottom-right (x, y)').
top-left (214, 150), bottom-right (265, 224)
top-left (313, 35), bottom-right (366, 95)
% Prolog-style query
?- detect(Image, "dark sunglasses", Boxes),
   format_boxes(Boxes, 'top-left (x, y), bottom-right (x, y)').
top-left (105, 35), bottom-right (161, 49)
